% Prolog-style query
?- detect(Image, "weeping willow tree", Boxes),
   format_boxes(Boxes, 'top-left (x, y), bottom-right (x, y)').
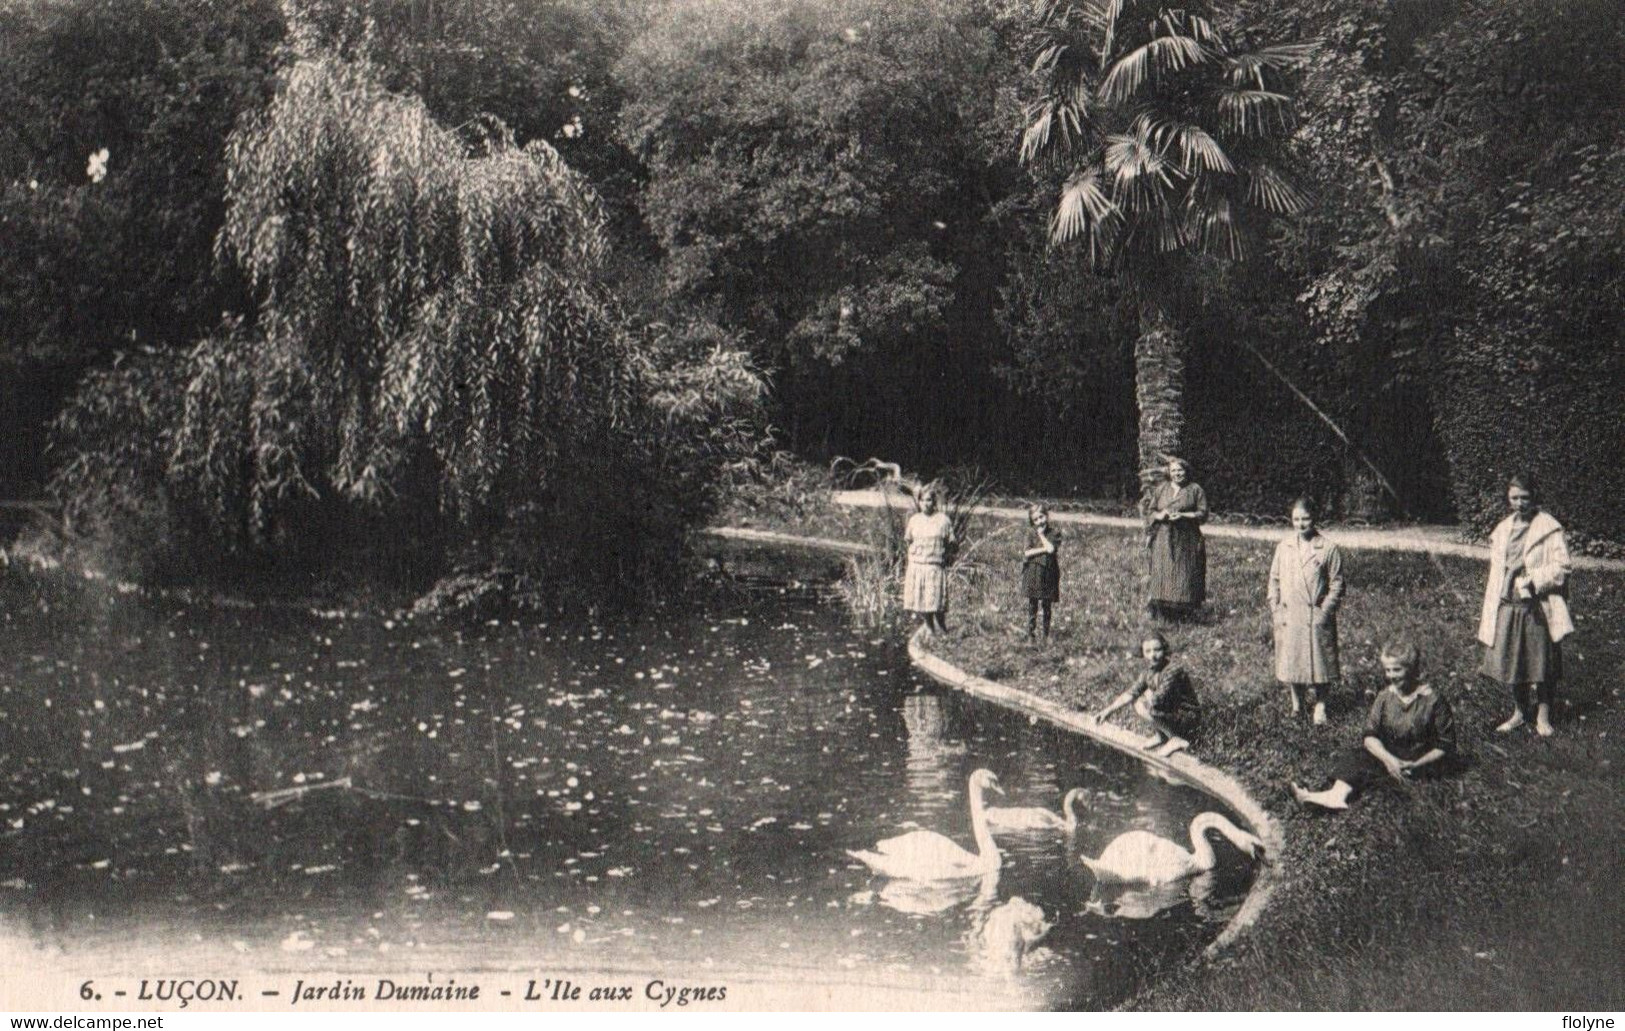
top-left (53, 56), bottom-right (764, 599)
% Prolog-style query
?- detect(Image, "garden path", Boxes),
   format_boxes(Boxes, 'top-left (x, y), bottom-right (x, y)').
top-left (830, 490), bottom-right (1625, 572)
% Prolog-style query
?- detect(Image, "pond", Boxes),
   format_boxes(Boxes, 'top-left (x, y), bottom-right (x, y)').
top-left (0, 551), bottom-right (1257, 1010)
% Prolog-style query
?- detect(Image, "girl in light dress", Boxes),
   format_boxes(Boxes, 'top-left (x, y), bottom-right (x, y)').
top-left (903, 486), bottom-right (954, 636)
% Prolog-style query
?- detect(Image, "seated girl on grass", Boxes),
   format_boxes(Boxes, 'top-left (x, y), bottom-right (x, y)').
top-left (1092, 633), bottom-right (1201, 756)
top-left (1293, 640), bottom-right (1457, 811)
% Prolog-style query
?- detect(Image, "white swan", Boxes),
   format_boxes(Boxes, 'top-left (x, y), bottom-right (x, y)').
top-left (1079, 812), bottom-right (1263, 886)
top-left (985, 788), bottom-right (1088, 834)
top-left (846, 769), bottom-right (1003, 880)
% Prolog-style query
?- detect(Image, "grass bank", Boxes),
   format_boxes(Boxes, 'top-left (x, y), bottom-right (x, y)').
top-left (728, 493), bottom-right (1625, 1010)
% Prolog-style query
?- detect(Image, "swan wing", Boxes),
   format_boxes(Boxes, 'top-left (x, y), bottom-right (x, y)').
top-left (848, 830), bottom-right (981, 879)
top-left (984, 806), bottom-right (1065, 832)
top-left (1081, 831), bottom-right (1196, 885)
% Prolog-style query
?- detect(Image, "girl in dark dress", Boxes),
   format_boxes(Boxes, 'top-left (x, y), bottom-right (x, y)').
top-left (1143, 457), bottom-right (1208, 620)
top-left (1021, 504), bottom-right (1061, 642)
top-left (1292, 640), bottom-right (1456, 810)
top-left (1092, 633), bottom-right (1201, 756)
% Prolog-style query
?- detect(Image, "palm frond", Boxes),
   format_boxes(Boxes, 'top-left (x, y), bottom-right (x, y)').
top-left (1225, 42), bottom-right (1319, 89)
top-left (1104, 126), bottom-right (1181, 216)
top-left (1244, 163), bottom-right (1309, 215)
top-left (1159, 9), bottom-right (1221, 45)
top-left (1195, 194), bottom-right (1245, 259)
top-left (1139, 115), bottom-right (1234, 174)
top-left (1021, 97), bottom-right (1091, 166)
top-left (1217, 88), bottom-right (1293, 136)
top-left (1020, 105), bottom-right (1055, 166)
top-left (1096, 0), bottom-right (1125, 67)
top-left (1032, 40), bottom-right (1066, 76)
top-left (1050, 165), bottom-right (1121, 262)
top-left (1101, 34), bottom-right (1209, 104)
top-left (1149, 213), bottom-right (1195, 253)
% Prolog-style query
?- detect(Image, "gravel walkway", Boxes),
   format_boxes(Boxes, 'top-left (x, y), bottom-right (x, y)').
top-left (830, 489), bottom-right (1625, 572)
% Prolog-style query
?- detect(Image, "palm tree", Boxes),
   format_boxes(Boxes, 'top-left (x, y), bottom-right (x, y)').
top-left (1019, 0), bottom-right (1313, 495)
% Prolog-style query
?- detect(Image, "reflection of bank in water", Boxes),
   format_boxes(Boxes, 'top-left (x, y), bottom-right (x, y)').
top-left (900, 690), bottom-right (968, 800)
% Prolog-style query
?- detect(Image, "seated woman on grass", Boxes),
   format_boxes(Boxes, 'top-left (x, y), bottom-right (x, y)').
top-left (1092, 633), bottom-right (1201, 756)
top-left (1293, 640), bottom-right (1456, 810)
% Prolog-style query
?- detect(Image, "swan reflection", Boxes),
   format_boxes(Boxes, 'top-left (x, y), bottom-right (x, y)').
top-left (1085, 871), bottom-right (1219, 920)
top-left (878, 869), bottom-right (1000, 916)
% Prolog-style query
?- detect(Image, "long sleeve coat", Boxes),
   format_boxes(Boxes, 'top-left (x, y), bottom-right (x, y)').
top-left (1478, 510), bottom-right (1573, 646)
top-left (1268, 532), bottom-right (1345, 684)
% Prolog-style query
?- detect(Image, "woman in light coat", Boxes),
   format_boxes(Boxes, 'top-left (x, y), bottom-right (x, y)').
top-left (1269, 496), bottom-right (1345, 725)
top-left (1481, 473), bottom-right (1573, 737)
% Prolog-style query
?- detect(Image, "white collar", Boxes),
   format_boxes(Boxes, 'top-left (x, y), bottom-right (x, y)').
top-left (1387, 684), bottom-right (1433, 708)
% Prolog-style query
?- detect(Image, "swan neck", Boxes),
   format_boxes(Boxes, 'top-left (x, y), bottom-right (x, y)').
top-left (968, 781), bottom-right (999, 867)
top-left (1062, 790), bottom-right (1084, 832)
top-left (1189, 814), bottom-right (1247, 870)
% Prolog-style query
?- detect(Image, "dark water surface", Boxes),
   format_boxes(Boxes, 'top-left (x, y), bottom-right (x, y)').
top-left (0, 560), bottom-right (1255, 1009)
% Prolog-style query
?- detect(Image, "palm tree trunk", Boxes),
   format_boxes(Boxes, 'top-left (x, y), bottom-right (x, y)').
top-left (1134, 299), bottom-right (1186, 498)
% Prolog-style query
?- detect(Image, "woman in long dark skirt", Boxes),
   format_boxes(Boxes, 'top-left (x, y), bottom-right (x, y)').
top-left (1143, 457), bottom-right (1208, 620)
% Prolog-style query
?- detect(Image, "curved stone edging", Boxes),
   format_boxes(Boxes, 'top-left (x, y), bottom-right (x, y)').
top-left (907, 627), bottom-right (1282, 957)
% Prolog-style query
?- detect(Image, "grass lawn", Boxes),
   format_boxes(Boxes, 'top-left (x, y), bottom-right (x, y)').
top-left (725, 495), bottom-right (1625, 1010)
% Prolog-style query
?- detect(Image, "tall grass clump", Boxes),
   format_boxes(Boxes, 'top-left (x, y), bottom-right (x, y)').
top-left (832, 464), bottom-right (1005, 628)
top-left (49, 54), bottom-right (764, 605)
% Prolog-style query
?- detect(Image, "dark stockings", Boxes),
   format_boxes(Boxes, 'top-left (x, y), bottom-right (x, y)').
top-left (1027, 599), bottom-right (1052, 640)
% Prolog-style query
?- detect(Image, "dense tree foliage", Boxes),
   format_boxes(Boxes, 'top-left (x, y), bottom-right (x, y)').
top-left (0, 0), bottom-right (285, 492)
top-left (5, 0), bottom-right (1624, 556)
top-left (1247, 0), bottom-right (1625, 537)
top-left (616, 0), bottom-right (1027, 461)
top-left (50, 56), bottom-right (764, 599)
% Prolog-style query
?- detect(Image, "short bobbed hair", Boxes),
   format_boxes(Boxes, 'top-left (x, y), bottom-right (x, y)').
top-left (1507, 472), bottom-right (1540, 502)
top-left (1379, 639), bottom-right (1422, 675)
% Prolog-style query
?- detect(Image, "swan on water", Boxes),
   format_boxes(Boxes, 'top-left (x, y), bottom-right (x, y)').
top-left (1078, 812), bottom-right (1263, 886)
top-left (846, 769), bottom-right (1004, 880)
top-left (984, 788), bottom-right (1088, 835)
